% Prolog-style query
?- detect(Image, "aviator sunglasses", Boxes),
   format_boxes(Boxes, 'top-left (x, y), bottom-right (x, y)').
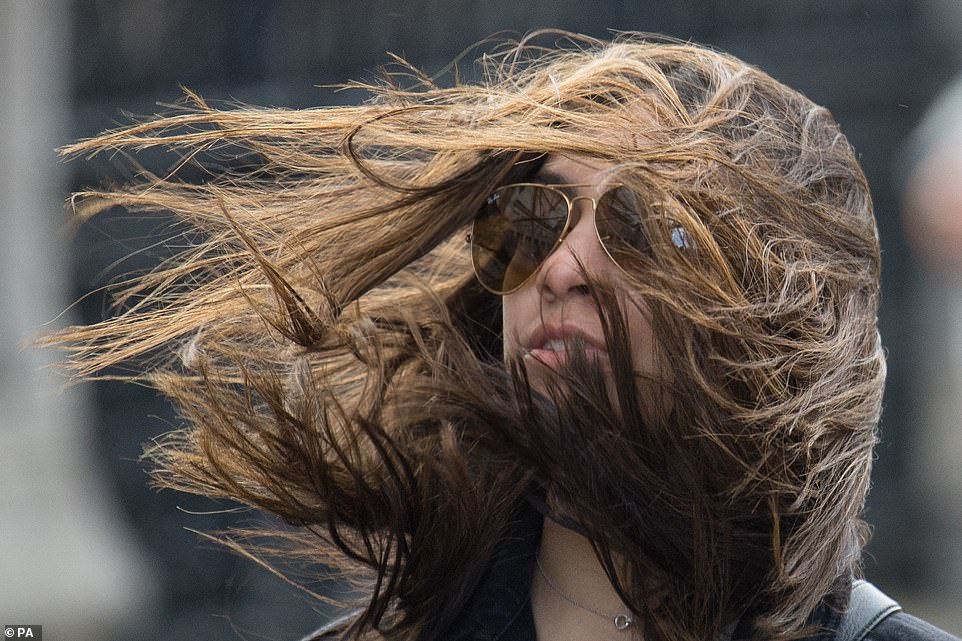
top-left (470, 182), bottom-right (689, 295)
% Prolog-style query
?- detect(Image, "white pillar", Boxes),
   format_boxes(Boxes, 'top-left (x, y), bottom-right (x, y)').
top-left (0, 1), bottom-right (153, 639)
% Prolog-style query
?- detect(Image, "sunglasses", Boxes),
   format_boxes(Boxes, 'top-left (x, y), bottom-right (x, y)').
top-left (470, 182), bottom-right (682, 295)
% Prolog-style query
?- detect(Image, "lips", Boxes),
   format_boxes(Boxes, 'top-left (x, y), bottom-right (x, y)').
top-left (522, 324), bottom-right (607, 365)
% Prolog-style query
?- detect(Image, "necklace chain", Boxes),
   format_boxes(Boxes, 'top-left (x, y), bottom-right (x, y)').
top-left (535, 555), bottom-right (635, 631)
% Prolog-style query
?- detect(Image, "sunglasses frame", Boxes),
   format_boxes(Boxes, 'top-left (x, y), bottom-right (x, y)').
top-left (469, 182), bottom-right (642, 295)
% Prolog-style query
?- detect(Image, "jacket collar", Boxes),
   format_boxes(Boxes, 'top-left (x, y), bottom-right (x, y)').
top-left (426, 501), bottom-right (542, 641)
top-left (432, 498), bottom-right (848, 641)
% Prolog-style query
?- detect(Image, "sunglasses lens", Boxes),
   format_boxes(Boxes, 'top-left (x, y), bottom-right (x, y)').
top-left (595, 186), bottom-right (651, 261)
top-left (471, 185), bottom-right (569, 293)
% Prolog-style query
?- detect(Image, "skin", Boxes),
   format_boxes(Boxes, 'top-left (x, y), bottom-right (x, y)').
top-left (501, 154), bottom-right (660, 385)
top-left (501, 154), bottom-right (657, 640)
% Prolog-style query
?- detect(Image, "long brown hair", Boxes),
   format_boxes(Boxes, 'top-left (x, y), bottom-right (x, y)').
top-left (48, 33), bottom-right (884, 641)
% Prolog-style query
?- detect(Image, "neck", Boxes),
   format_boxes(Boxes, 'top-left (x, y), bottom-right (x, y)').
top-left (531, 516), bottom-right (641, 640)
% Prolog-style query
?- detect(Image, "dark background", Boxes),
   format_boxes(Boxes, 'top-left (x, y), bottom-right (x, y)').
top-left (58, 1), bottom-right (961, 639)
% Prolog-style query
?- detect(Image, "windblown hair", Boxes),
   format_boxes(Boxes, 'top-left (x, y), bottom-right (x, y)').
top-left (50, 33), bottom-right (884, 641)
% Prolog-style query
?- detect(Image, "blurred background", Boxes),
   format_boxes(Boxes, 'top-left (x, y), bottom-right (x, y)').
top-left (2, 0), bottom-right (962, 639)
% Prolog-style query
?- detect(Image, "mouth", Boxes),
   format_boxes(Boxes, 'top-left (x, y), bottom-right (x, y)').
top-left (522, 325), bottom-right (607, 366)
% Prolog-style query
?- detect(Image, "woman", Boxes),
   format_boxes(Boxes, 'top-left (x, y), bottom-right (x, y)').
top-left (51, 33), bottom-right (957, 641)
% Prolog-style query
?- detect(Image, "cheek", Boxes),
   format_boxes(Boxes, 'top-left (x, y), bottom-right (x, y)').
top-left (500, 292), bottom-right (524, 359)
top-left (622, 298), bottom-right (660, 376)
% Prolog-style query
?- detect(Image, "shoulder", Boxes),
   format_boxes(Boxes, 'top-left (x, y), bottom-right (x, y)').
top-left (776, 581), bottom-right (960, 641)
top-left (866, 611), bottom-right (961, 641)
top-left (830, 580), bottom-right (960, 641)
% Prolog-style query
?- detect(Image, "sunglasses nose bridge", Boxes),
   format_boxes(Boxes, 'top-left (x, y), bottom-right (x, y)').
top-left (561, 195), bottom-right (600, 240)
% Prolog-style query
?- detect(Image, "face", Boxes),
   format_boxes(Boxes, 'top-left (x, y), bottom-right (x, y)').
top-left (501, 154), bottom-right (660, 388)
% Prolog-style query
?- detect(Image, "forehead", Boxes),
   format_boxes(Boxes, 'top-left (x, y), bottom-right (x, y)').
top-left (536, 154), bottom-right (618, 195)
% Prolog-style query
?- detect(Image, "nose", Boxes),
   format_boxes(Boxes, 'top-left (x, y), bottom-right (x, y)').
top-left (535, 198), bottom-right (610, 298)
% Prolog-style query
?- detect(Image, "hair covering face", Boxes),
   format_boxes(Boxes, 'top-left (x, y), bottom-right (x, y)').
top-left (49, 34), bottom-right (883, 641)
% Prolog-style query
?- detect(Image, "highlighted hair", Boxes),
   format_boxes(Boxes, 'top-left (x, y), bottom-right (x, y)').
top-left (49, 33), bottom-right (883, 641)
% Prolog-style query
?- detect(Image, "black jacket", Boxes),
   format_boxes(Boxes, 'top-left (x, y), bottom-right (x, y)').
top-left (419, 501), bottom-right (960, 641)
top-left (307, 502), bottom-right (960, 641)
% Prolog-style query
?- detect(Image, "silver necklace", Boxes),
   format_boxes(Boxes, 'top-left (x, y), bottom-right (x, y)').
top-left (535, 555), bottom-right (635, 631)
